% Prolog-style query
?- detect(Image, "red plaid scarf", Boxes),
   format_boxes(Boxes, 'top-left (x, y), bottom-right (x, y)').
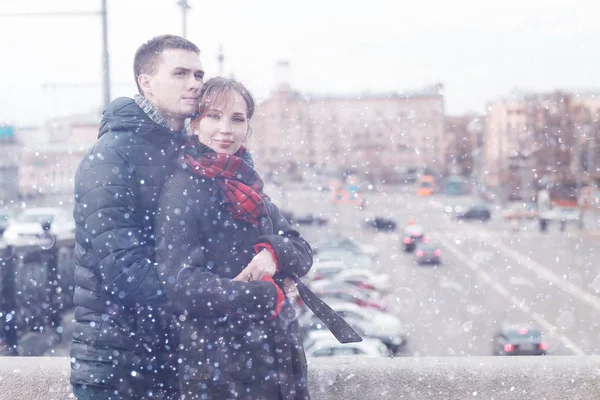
top-left (183, 140), bottom-right (269, 226)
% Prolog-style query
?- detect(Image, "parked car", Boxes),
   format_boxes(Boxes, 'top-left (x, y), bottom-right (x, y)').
top-left (415, 242), bottom-right (442, 265)
top-left (316, 236), bottom-right (379, 260)
top-left (304, 332), bottom-right (390, 357)
top-left (402, 224), bottom-right (426, 252)
top-left (311, 268), bottom-right (392, 293)
top-left (492, 324), bottom-right (547, 356)
top-left (0, 212), bottom-right (11, 236)
top-left (314, 248), bottom-right (373, 269)
top-left (299, 301), bottom-right (407, 354)
top-left (292, 212), bottom-right (329, 226)
top-left (456, 205), bottom-right (491, 221)
top-left (304, 260), bottom-right (350, 283)
top-left (312, 282), bottom-right (389, 312)
top-left (2, 207), bottom-right (75, 245)
top-left (364, 216), bottom-right (397, 232)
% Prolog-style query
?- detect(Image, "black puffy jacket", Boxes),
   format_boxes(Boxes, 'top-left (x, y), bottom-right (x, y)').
top-left (70, 97), bottom-right (186, 399)
top-left (154, 163), bottom-right (313, 400)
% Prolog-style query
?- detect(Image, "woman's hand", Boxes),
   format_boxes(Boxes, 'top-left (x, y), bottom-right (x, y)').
top-left (282, 277), bottom-right (299, 301)
top-left (232, 249), bottom-right (277, 282)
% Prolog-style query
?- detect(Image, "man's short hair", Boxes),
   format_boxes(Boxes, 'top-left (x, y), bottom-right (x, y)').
top-left (133, 34), bottom-right (201, 95)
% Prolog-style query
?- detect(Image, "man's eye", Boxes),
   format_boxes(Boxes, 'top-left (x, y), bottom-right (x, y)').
top-left (174, 71), bottom-right (185, 76)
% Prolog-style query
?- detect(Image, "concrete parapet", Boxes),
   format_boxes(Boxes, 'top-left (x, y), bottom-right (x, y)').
top-left (1, 356), bottom-right (599, 399)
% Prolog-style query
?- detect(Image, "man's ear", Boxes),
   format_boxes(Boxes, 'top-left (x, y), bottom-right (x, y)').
top-left (138, 74), bottom-right (153, 95)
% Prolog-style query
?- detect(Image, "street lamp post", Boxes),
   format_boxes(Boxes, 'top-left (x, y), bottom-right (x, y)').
top-left (177, 0), bottom-right (191, 38)
top-left (101, 0), bottom-right (110, 108)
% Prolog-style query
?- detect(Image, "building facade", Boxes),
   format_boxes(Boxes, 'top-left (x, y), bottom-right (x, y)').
top-left (483, 90), bottom-right (600, 201)
top-left (249, 84), bottom-right (445, 182)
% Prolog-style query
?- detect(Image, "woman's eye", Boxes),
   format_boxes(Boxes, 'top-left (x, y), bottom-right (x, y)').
top-left (233, 117), bottom-right (246, 123)
top-left (208, 113), bottom-right (220, 120)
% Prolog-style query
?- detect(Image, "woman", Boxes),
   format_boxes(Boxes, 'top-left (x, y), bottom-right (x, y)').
top-left (155, 77), bottom-right (312, 400)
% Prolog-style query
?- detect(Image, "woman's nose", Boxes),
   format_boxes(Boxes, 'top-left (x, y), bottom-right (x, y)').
top-left (220, 120), bottom-right (233, 133)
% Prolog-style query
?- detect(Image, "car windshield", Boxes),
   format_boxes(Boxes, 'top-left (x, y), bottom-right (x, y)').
top-left (417, 243), bottom-right (437, 251)
top-left (506, 329), bottom-right (541, 341)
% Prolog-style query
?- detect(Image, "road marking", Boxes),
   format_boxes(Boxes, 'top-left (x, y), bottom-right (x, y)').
top-left (438, 236), bottom-right (585, 356)
top-left (481, 237), bottom-right (600, 312)
top-left (509, 276), bottom-right (537, 289)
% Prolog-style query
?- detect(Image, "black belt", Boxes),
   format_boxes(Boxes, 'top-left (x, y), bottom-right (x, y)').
top-left (292, 274), bottom-right (362, 344)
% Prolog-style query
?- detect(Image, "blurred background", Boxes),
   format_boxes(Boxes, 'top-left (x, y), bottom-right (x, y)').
top-left (0, 0), bottom-right (599, 359)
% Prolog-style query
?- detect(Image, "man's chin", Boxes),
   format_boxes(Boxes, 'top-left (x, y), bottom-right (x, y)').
top-left (181, 106), bottom-right (199, 118)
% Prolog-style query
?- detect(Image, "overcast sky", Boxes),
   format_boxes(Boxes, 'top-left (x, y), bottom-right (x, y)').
top-left (0, 0), bottom-right (598, 125)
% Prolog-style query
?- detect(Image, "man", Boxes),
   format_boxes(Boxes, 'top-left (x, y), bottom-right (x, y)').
top-left (70, 34), bottom-right (204, 400)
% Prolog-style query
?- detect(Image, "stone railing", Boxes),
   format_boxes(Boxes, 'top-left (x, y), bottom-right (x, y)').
top-left (1, 356), bottom-right (598, 399)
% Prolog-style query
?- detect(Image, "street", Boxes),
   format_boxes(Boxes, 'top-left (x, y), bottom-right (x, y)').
top-left (278, 182), bottom-right (600, 357)
top-left (11, 182), bottom-right (600, 358)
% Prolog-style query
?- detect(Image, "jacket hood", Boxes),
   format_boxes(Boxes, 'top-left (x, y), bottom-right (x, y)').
top-left (99, 97), bottom-right (166, 139)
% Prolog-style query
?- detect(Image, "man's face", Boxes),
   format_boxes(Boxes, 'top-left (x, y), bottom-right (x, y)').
top-left (140, 49), bottom-right (204, 127)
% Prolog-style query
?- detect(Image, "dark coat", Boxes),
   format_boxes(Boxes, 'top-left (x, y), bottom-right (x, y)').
top-left (70, 98), bottom-right (186, 399)
top-left (154, 164), bottom-right (313, 400)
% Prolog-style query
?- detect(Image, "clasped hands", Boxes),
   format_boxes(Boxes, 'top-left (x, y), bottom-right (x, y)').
top-left (232, 249), bottom-right (298, 300)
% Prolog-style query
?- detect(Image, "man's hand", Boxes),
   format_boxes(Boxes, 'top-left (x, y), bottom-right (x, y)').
top-left (232, 249), bottom-right (277, 282)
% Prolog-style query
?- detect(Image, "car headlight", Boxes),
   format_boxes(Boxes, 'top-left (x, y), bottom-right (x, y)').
top-left (3, 230), bottom-right (18, 243)
top-left (391, 336), bottom-right (403, 345)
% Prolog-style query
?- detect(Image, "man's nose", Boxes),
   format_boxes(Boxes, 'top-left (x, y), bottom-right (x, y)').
top-left (188, 75), bottom-right (202, 90)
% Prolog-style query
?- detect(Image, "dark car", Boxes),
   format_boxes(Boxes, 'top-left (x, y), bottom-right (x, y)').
top-left (284, 210), bottom-right (328, 226)
top-left (415, 242), bottom-right (442, 265)
top-left (0, 213), bottom-right (10, 236)
top-left (492, 325), bottom-right (547, 356)
top-left (456, 205), bottom-right (491, 221)
top-left (364, 217), bottom-right (397, 232)
top-left (402, 225), bottom-right (425, 252)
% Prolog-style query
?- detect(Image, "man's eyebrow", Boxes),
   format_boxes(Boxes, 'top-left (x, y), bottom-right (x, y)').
top-left (173, 67), bottom-right (204, 76)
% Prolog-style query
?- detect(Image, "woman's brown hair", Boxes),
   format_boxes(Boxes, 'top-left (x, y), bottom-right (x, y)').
top-left (196, 77), bottom-right (255, 120)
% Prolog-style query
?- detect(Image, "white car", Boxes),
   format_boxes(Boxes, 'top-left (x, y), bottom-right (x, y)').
top-left (309, 268), bottom-right (392, 293)
top-left (305, 332), bottom-right (390, 357)
top-left (317, 237), bottom-right (379, 260)
top-left (2, 207), bottom-right (75, 245)
top-left (314, 248), bottom-right (373, 269)
top-left (299, 301), bottom-right (407, 354)
top-left (304, 260), bottom-right (350, 283)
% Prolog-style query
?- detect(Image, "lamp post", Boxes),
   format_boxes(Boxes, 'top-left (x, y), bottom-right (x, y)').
top-left (177, 0), bottom-right (191, 38)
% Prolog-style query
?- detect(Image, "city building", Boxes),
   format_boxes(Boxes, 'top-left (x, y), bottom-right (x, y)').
top-left (444, 115), bottom-right (483, 177)
top-left (250, 82), bottom-right (445, 183)
top-left (3, 113), bottom-right (99, 199)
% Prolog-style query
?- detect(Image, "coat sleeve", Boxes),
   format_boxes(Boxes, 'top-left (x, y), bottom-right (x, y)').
top-left (73, 142), bottom-right (164, 307)
top-left (154, 171), bottom-right (280, 320)
top-left (255, 201), bottom-right (313, 279)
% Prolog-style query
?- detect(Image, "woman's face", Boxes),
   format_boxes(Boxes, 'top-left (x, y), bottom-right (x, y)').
top-left (193, 90), bottom-right (249, 155)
